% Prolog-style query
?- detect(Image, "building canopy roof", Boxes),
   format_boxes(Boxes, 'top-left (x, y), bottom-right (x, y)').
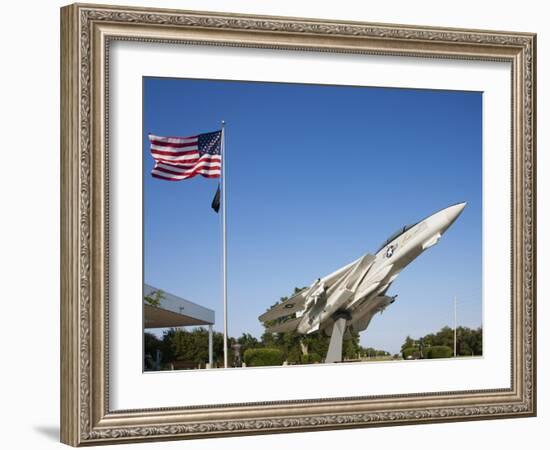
top-left (143, 284), bottom-right (215, 329)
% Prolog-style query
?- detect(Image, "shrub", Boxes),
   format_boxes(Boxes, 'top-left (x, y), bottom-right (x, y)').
top-left (286, 347), bottom-right (302, 364)
top-left (302, 353), bottom-right (322, 364)
top-left (426, 345), bottom-right (453, 359)
top-left (243, 348), bottom-right (284, 367)
top-left (402, 347), bottom-right (420, 359)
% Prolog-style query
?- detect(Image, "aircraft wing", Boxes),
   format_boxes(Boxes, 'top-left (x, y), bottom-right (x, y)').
top-left (264, 316), bottom-right (302, 333)
top-left (258, 289), bottom-right (308, 323)
top-left (344, 253), bottom-right (376, 290)
top-left (353, 263), bottom-right (394, 302)
top-left (351, 310), bottom-right (376, 333)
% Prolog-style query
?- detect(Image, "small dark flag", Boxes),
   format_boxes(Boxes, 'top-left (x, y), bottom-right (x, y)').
top-left (211, 185), bottom-right (221, 213)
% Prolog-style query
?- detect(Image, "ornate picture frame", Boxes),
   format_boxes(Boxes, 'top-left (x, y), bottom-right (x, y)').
top-left (60, 3), bottom-right (536, 446)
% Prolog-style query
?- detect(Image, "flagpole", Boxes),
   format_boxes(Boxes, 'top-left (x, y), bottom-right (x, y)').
top-left (221, 120), bottom-right (228, 368)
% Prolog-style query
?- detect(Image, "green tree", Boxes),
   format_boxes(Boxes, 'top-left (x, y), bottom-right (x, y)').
top-left (426, 345), bottom-right (453, 359)
top-left (402, 347), bottom-right (421, 359)
top-left (164, 327), bottom-right (227, 367)
top-left (237, 333), bottom-right (260, 354)
top-left (144, 331), bottom-right (176, 370)
top-left (400, 326), bottom-right (483, 359)
top-left (144, 332), bottom-right (162, 370)
top-left (342, 330), bottom-right (361, 359)
top-left (244, 348), bottom-right (285, 366)
top-left (359, 346), bottom-right (390, 357)
top-left (401, 336), bottom-right (416, 353)
top-left (144, 289), bottom-right (165, 307)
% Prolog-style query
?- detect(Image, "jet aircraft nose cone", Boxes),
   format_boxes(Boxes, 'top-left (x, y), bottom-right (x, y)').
top-left (445, 202), bottom-right (467, 224)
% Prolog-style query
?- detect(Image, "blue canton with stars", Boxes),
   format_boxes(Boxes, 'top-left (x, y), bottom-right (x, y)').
top-left (198, 130), bottom-right (222, 156)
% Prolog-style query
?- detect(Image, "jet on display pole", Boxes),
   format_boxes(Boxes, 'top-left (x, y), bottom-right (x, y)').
top-left (258, 202), bottom-right (467, 363)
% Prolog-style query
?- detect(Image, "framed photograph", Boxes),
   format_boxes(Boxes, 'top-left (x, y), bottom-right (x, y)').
top-left (60, 3), bottom-right (536, 446)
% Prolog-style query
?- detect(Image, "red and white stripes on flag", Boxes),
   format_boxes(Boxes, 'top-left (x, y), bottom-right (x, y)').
top-left (148, 131), bottom-right (222, 181)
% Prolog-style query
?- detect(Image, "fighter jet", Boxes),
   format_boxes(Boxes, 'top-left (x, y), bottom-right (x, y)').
top-left (258, 202), bottom-right (467, 363)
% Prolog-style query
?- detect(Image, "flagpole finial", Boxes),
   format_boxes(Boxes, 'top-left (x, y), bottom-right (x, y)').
top-left (221, 120), bottom-right (225, 128)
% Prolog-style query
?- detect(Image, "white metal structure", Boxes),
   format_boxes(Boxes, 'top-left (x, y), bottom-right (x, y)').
top-left (144, 284), bottom-right (215, 367)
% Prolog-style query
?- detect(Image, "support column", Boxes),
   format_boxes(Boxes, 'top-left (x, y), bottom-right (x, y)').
top-left (208, 324), bottom-right (213, 368)
top-left (325, 317), bottom-right (348, 363)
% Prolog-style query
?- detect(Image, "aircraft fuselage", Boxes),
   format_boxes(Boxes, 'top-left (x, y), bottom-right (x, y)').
top-left (295, 202), bottom-right (467, 335)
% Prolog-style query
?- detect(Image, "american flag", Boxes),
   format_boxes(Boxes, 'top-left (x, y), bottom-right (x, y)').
top-left (148, 130), bottom-right (222, 181)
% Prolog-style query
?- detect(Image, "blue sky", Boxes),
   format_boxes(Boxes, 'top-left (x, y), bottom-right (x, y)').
top-left (143, 77), bottom-right (482, 354)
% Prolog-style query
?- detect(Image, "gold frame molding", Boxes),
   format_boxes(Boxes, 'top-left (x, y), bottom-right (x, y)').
top-left (60, 3), bottom-right (536, 446)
